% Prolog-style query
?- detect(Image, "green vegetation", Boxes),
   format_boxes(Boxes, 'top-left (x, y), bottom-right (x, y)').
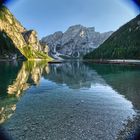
top-left (0, 30), bottom-right (52, 60)
top-left (0, 5), bottom-right (53, 61)
top-left (0, 6), bottom-right (6, 19)
top-left (0, 10), bottom-right (4, 20)
top-left (20, 45), bottom-right (53, 60)
top-left (24, 60), bottom-right (49, 72)
top-left (84, 14), bottom-right (140, 60)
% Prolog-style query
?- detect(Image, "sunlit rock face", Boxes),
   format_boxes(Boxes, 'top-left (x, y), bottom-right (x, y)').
top-left (22, 30), bottom-right (42, 51)
top-left (41, 25), bottom-right (113, 59)
top-left (0, 61), bottom-right (50, 124)
top-left (0, 6), bottom-right (52, 60)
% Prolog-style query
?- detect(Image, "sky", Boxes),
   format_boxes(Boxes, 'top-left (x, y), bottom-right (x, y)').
top-left (5, 0), bottom-right (140, 38)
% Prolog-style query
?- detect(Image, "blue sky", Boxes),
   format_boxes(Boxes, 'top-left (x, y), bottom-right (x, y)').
top-left (6, 0), bottom-right (140, 38)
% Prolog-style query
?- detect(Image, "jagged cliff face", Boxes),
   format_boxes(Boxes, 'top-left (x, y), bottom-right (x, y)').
top-left (0, 6), bottom-right (52, 60)
top-left (41, 25), bottom-right (113, 59)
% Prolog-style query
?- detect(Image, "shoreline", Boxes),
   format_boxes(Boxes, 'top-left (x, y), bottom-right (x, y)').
top-left (83, 59), bottom-right (140, 65)
top-left (0, 59), bottom-right (140, 65)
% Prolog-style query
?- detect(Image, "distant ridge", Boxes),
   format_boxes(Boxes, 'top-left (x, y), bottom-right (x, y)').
top-left (84, 14), bottom-right (140, 60)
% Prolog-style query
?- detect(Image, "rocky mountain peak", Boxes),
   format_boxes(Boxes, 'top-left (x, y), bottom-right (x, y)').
top-left (68, 24), bottom-right (84, 30)
top-left (40, 25), bottom-right (113, 59)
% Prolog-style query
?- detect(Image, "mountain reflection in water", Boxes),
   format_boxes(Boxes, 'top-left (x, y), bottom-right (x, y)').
top-left (0, 61), bottom-right (140, 140)
top-left (0, 61), bottom-right (49, 124)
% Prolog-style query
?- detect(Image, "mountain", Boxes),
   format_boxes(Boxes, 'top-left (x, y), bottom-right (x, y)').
top-left (84, 14), bottom-right (140, 60)
top-left (40, 25), bottom-right (113, 59)
top-left (0, 5), bottom-right (52, 60)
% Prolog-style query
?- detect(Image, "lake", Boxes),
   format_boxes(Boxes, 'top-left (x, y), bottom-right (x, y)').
top-left (0, 61), bottom-right (140, 140)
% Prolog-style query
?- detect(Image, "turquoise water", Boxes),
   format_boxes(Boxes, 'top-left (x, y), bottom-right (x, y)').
top-left (0, 61), bottom-right (140, 140)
